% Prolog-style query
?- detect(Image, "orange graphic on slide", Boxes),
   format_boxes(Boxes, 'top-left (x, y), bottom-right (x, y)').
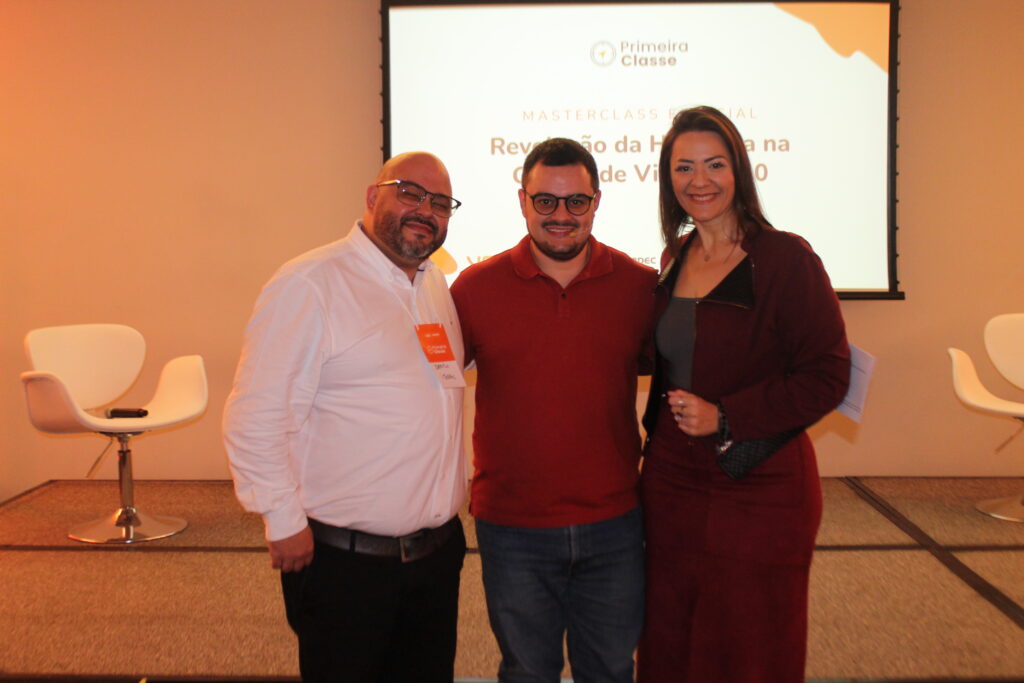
top-left (776, 2), bottom-right (888, 72)
top-left (430, 246), bottom-right (457, 274)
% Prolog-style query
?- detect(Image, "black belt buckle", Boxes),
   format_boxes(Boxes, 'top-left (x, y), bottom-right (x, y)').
top-left (399, 529), bottom-right (429, 563)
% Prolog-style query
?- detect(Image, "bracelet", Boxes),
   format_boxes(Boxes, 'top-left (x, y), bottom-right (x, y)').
top-left (715, 401), bottom-right (733, 454)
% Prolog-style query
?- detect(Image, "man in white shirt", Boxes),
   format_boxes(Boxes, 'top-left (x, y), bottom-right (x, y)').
top-left (223, 152), bottom-right (467, 682)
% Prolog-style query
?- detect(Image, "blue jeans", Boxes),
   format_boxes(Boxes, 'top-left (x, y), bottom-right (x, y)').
top-left (476, 507), bottom-right (644, 683)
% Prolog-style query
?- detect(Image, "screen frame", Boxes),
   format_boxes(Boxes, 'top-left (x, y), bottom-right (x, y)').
top-left (381, 0), bottom-right (904, 300)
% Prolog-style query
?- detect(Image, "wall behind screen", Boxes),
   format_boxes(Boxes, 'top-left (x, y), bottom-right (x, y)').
top-left (1, 0), bottom-right (1022, 504)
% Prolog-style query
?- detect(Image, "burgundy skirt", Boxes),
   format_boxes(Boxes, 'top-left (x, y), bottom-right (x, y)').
top-left (637, 401), bottom-right (822, 683)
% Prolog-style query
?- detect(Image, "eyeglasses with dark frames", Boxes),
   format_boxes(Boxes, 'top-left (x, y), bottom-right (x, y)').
top-left (376, 179), bottom-right (462, 217)
top-left (525, 192), bottom-right (596, 216)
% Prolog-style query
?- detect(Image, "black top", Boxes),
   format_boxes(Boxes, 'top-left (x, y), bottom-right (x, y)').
top-left (655, 296), bottom-right (698, 390)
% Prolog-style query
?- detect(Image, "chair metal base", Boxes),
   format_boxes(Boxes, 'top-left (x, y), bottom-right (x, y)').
top-left (68, 507), bottom-right (188, 544)
top-left (975, 493), bottom-right (1024, 523)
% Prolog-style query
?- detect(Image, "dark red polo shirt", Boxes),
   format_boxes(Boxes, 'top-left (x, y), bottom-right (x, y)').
top-left (451, 235), bottom-right (658, 528)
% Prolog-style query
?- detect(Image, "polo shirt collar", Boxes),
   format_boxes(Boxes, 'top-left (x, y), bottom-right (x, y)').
top-left (510, 235), bottom-right (613, 284)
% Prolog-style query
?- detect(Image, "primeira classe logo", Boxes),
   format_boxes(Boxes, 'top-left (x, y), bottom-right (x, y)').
top-left (590, 39), bottom-right (688, 67)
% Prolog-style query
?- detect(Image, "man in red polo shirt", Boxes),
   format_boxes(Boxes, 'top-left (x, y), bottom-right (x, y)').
top-left (451, 138), bottom-right (657, 682)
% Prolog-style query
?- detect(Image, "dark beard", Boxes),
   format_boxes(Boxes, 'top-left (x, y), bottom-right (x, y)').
top-left (379, 212), bottom-right (445, 261)
top-left (532, 220), bottom-right (587, 261)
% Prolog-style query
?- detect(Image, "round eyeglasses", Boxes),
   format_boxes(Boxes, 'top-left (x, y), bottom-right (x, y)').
top-left (525, 192), bottom-right (596, 216)
top-left (376, 179), bottom-right (462, 218)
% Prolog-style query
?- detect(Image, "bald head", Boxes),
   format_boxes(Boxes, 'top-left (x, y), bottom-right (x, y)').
top-left (362, 152), bottom-right (455, 280)
top-left (375, 152), bottom-right (452, 190)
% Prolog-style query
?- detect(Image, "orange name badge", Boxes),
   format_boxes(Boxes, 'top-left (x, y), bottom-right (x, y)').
top-left (414, 323), bottom-right (465, 387)
top-left (415, 323), bottom-right (456, 362)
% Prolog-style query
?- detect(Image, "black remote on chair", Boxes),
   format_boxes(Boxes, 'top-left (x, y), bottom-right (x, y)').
top-left (106, 408), bottom-right (148, 418)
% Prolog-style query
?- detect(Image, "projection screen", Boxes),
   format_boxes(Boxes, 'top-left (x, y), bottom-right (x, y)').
top-left (384, 0), bottom-right (901, 299)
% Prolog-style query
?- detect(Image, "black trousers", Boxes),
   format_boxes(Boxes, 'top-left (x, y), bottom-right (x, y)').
top-left (280, 519), bottom-right (466, 683)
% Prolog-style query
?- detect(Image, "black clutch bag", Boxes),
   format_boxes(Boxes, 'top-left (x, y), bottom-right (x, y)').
top-left (715, 427), bottom-right (803, 480)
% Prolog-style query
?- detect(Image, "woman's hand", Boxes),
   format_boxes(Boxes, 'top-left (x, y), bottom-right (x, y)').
top-left (667, 389), bottom-right (718, 437)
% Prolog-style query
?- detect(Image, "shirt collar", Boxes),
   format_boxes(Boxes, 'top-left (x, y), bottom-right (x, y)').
top-left (510, 234), bottom-right (613, 284)
top-left (658, 229), bottom-right (755, 308)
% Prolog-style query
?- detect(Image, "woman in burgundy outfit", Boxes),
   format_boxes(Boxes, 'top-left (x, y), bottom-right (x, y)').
top-left (637, 106), bottom-right (851, 682)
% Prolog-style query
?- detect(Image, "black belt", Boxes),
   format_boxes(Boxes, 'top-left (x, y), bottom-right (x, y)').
top-left (307, 516), bottom-right (458, 563)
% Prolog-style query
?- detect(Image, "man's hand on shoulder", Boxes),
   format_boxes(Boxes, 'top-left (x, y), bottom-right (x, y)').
top-left (269, 526), bottom-right (314, 573)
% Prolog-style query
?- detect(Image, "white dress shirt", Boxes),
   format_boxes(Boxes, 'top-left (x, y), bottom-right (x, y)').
top-left (223, 222), bottom-right (466, 541)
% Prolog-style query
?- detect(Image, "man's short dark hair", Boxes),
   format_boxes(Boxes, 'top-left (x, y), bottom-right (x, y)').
top-left (521, 138), bottom-right (599, 193)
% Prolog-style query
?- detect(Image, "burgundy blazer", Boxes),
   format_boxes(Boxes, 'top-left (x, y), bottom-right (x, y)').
top-left (643, 227), bottom-right (851, 453)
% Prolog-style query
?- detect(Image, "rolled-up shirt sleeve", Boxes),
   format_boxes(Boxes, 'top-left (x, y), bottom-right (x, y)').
top-left (223, 271), bottom-right (331, 541)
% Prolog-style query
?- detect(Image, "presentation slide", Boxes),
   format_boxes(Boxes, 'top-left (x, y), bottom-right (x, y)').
top-left (387, 1), bottom-right (894, 294)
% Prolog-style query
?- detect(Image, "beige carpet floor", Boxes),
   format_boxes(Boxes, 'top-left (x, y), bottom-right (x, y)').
top-left (0, 478), bottom-right (1022, 681)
